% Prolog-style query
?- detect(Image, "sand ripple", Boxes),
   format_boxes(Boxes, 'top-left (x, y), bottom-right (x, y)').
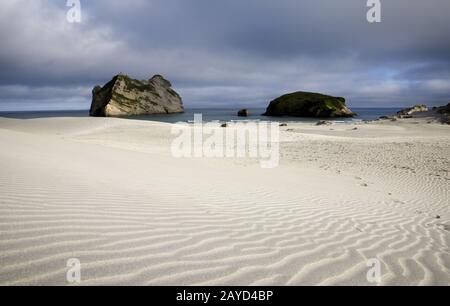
top-left (0, 119), bottom-right (449, 285)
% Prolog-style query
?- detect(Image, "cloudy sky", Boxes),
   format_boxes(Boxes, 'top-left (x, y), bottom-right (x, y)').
top-left (0, 0), bottom-right (449, 111)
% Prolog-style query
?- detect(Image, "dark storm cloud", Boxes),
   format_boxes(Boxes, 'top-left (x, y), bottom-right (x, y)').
top-left (0, 0), bottom-right (449, 110)
top-left (86, 0), bottom-right (450, 61)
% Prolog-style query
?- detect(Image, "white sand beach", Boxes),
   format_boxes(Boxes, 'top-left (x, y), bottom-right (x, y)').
top-left (0, 116), bottom-right (449, 285)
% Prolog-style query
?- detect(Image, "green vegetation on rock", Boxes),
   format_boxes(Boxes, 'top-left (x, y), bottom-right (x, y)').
top-left (89, 74), bottom-right (184, 117)
top-left (263, 91), bottom-right (356, 118)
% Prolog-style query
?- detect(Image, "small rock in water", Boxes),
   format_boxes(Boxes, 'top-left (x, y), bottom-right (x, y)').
top-left (221, 123), bottom-right (228, 128)
top-left (237, 109), bottom-right (249, 117)
top-left (279, 123), bottom-right (288, 127)
top-left (316, 120), bottom-right (332, 126)
top-left (380, 115), bottom-right (397, 120)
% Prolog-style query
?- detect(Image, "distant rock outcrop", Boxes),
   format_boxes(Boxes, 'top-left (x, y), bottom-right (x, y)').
top-left (436, 103), bottom-right (450, 115)
top-left (436, 103), bottom-right (450, 125)
top-left (397, 104), bottom-right (428, 117)
top-left (316, 120), bottom-right (332, 126)
top-left (89, 74), bottom-right (184, 117)
top-left (262, 91), bottom-right (356, 118)
top-left (237, 109), bottom-right (249, 117)
top-left (379, 116), bottom-right (396, 120)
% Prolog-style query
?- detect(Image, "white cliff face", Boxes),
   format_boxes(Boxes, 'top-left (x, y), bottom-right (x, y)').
top-left (90, 74), bottom-right (184, 117)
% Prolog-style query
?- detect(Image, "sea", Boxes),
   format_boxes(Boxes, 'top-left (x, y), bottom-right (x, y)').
top-left (0, 108), bottom-right (401, 123)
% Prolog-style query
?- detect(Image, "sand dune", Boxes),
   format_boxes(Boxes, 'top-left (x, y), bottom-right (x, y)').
top-left (0, 117), bottom-right (449, 285)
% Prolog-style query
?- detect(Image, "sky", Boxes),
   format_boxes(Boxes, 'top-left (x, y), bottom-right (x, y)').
top-left (0, 0), bottom-right (449, 111)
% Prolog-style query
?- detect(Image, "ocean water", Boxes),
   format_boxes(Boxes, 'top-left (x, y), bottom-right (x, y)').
top-left (0, 108), bottom-right (401, 123)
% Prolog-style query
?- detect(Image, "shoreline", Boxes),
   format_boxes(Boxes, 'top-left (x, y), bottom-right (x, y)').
top-left (0, 107), bottom-right (404, 123)
top-left (1, 106), bottom-right (448, 126)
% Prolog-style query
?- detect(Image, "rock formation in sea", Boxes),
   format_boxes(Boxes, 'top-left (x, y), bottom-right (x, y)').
top-left (262, 91), bottom-right (356, 118)
top-left (436, 103), bottom-right (450, 124)
top-left (436, 103), bottom-right (450, 115)
top-left (316, 120), bottom-right (332, 126)
top-left (90, 74), bottom-right (184, 117)
top-left (237, 109), bottom-right (249, 117)
top-left (397, 104), bottom-right (428, 117)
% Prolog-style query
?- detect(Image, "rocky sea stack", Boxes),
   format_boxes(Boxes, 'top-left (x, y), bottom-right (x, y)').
top-left (397, 104), bottom-right (428, 117)
top-left (237, 109), bottom-right (250, 117)
top-left (436, 103), bottom-right (450, 115)
top-left (90, 74), bottom-right (184, 117)
top-left (263, 91), bottom-right (356, 118)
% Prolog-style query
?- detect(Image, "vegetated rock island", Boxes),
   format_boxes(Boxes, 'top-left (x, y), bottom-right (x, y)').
top-left (90, 74), bottom-right (184, 117)
top-left (263, 91), bottom-right (356, 118)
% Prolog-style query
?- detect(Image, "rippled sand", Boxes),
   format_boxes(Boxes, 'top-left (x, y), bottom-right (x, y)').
top-left (0, 116), bottom-right (449, 285)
